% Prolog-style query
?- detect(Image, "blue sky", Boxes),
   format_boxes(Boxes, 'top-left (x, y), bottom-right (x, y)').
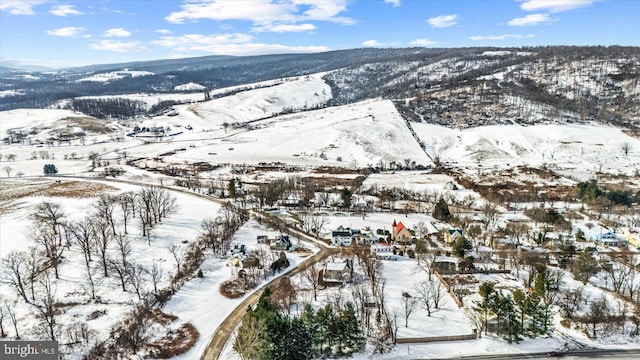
top-left (1, 0), bottom-right (638, 68)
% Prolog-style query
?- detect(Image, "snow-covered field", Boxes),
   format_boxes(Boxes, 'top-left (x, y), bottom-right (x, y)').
top-left (414, 123), bottom-right (640, 175)
top-left (75, 70), bottom-right (155, 83)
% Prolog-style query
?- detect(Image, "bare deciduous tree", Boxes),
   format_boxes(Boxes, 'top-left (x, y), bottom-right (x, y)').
top-left (401, 291), bottom-right (418, 327)
top-left (84, 260), bottom-right (97, 301)
top-left (67, 218), bottom-right (95, 267)
top-left (109, 258), bottom-right (129, 292)
top-left (128, 262), bottom-right (147, 301)
top-left (94, 193), bottom-right (118, 235)
top-left (149, 262), bottom-right (163, 295)
top-left (115, 234), bottom-right (131, 271)
top-left (415, 251), bottom-right (436, 281)
top-left (0, 251), bottom-right (29, 303)
top-left (6, 302), bottom-right (20, 339)
top-left (621, 142), bottom-right (632, 157)
top-left (0, 296), bottom-right (5, 337)
top-left (24, 246), bottom-right (42, 302)
top-left (30, 225), bottom-right (65, 279)
top-left (118, 191), bottom-right (136, 234)
top-left (414, 280), bottom-right (446, 316)
top-left (302, 263), bottom-right (320, 302)
top-left (34, 271), bottom-right (57, 341)
top-left (92, 219), bottom-right (112, 277)
top-left (169, 245), bottom-right (184, 274)
top-left (199, 217), bottom-right (222, 254)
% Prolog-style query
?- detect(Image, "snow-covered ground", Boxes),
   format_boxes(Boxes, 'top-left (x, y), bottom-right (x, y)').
top-left (414, 123), bottom-right (640, 175)
top-left (75, 70), bottom-right (155, 83)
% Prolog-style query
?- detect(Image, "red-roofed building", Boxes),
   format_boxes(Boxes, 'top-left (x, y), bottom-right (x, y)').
top-left (392, 220), bottom-right (412, 244)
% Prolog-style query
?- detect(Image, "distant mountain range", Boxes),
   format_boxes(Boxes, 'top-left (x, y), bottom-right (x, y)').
top-left (1, 46), bottom-right (639, 131)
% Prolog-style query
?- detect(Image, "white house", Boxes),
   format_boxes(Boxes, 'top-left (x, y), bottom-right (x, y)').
top-left (599, 232), bottom-right (626, 247)
top-left (323, 260), bottom-right (353, 284)
top-left (371, 243), bottom-right (395, 260)
top-left (331, 226), bottom-right (360, 246)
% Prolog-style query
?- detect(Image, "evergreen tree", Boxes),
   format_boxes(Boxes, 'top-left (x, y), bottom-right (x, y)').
top-left (513, 289), bottom-right (527, 337)
top-left (532, 265), bottom-right (553, 334)
top-left (301, 304), bottom-right (321, 358)
top-left (337, 302), bottom-right (363, 355)
top-left (558, 241), bottom-right (577, 269)
top-left (228, 178), bottom-right (237, 199)
top-left (43, 164), bottom-right (58, 175)
top-left (234, 309), bottom-right (266, 360)
top-left (476, 282), bottom-right (495, 336)
top-left (572, 250), bottom-right (600, 284)
top-left (316, 305), bottom-right (335, 356)
top-left (288, 316), bottom-right (314, 359)
top-left (451, 236), bottom-right (472, 258)
top-left (432, 198), bottom-right (451, 222)
top-left (340, 187), bottom-right (352, 210)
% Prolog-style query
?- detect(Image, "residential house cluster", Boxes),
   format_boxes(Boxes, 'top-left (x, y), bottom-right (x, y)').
top-left (257, 234), bottom-right (293, 251)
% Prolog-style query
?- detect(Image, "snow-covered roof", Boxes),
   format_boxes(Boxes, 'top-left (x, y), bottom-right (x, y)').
top-left (326, 262), bottom-right (348, 271)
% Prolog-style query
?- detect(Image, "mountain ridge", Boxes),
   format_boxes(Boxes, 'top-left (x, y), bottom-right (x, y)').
top-left (1, 46), bottom-right (639, 131)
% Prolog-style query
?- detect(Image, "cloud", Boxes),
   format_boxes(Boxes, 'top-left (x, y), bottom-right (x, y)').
top-left (90, 40), bottom-right (149, 53)
top-left (520, 0), bottom-right (593, 13)
top-left (385, 0), bottom-right (401, 7)
top-left (152, 33), bottom-right (254, 48)
top-left (252, 23), bottom-right (316, 33)
top-left (165, 0), bottom-right (355, 32)
top-left (152, 32), bottom-right (328, 55)
top-left (469, 34), bottom-right (535, 41)
top-left (508, 13), bottom-right (553, 26)
top-left (103, 28), bottom-right (131, 37)
top-left (362, 39), bottom-right (384, 47)
top-left (155, 29), bottom-right (172, 35)
top-left (427, 14), bottom-right (458, 28)
top-left (46, 26), bottom-right (85, 37)
top-left (0, 0), bottom-right (46, 15)
top-left (50, 4), bottom-right (83, 16)
top-left (193, 43), bottom-right (331, 56)
top-left (410, 38), bottom-right (437, 46)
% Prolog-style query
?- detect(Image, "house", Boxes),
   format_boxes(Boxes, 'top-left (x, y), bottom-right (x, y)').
top-left (270, 235), bottom-right (292, 251)
top-left (622, 228), bottom-right (640, 248)
top-left (331, 226), bottom-right (360, 246)
top-left (392, 220), bottom-right (413, 244)
top-left (370, 243), bottom-right (396, 260)
top-left (598, 232), bottom-right (626, 247)
top-left (323, 260), bottom-right (353, 284)
top-left (433, 256), bottom-right (459, 273)
top-left (231, 244), bottom-right (246, 255)
top-left (444, 228), bottom-right (464, 244)
top-left (476, 246), bottom-right (493, 263)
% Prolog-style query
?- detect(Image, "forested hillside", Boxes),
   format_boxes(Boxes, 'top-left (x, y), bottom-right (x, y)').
top-left (1, 46), bottom-right (638, 130)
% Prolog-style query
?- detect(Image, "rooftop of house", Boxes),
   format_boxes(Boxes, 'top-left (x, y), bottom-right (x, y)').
top-left (325, 262), bottom-right (349, 271)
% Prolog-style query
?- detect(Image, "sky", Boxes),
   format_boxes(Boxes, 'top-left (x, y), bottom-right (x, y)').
top-left (0, 0), bottom-right (638, 69)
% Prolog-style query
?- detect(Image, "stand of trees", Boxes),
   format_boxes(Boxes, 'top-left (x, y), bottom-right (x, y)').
top-left (0, 186), bottom-right (179, 343)
top-left (234, 288), bottom-right (364, 360)
top-left (474, 266), bottom-right (553, 343)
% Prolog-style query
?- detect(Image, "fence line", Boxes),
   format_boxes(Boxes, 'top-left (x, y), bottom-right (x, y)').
top-left (395, 333), bottom-right (477, 344)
